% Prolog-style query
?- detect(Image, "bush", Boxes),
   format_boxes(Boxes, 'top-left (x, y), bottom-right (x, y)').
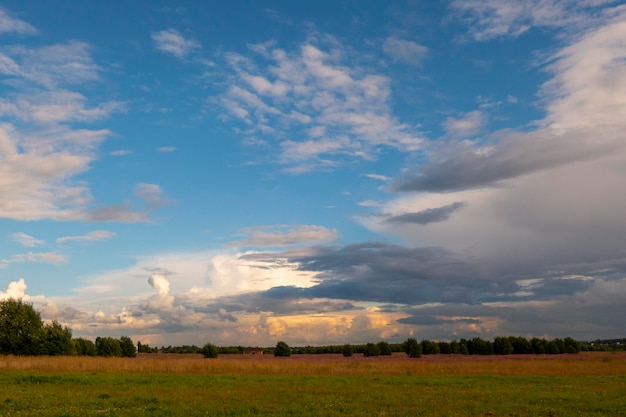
top-left (96, 337), bottom-right (122, 357)
top-left (363, 342), bottom-right (381, 357)
top-left (74, 338), bottom-right (97, 356)
top-left (377, 341), bottom-right (392, 356)
top-left (342, 344), bottom-right (354, 357)
top-left (274, 341), bottom-right (291, 357)
top-left (403, 338), bottom-right (421, 358)
top-left (201, 342), bottom-right (219, 358)
top-left (119, 336), bottom-right (137, 357)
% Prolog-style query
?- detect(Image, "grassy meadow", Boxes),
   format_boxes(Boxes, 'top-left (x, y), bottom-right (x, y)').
top-left (0, 352), bottom-right (625, 416)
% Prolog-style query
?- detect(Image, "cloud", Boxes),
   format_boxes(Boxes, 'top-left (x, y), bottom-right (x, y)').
top-left (0, 8), bottom-right (37, 35)
top-left (10, 232), bottom-right (44, 247)
top-left (449, 0), bottom-right (622, 41)
top-left (0, 278), bottom-right (28, 300)
top-left (385, 202), bottom-right (467, 225)
top-left (0, 252), bottom-right (67, 268)
top-left (364, 173), bottom-right (391, 182)
top-left (56, 230), bottom-right (116, 244)
top-left (135, 183), bottom-right (169, 209)
top-left (110, 149), bottom-right (133, 156)
top-left (442, 110), bottom-right (486, 138)
top-left (229, 225), bottom-right (339, 248)
top-left (152, 29), bottom-right (200, 59)
top-left (219, 39), bottom-right (422, 172)
top-left (393, 14), bottom-right (626, 193)
top-left (382, 37), bottom-right (429, 65)
top-left (157, 146), bottom-right (177, 152)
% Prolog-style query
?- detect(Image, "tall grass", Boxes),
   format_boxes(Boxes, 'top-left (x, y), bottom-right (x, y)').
top-left (1, 352), bottom-right (624, 376)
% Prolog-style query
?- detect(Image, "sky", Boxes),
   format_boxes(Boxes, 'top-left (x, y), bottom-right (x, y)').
top-left (1, 0), bottom-right (625, 348)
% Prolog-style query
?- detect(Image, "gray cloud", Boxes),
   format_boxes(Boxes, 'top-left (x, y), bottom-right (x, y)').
top-left (386, 202), bottom-right (467, 225)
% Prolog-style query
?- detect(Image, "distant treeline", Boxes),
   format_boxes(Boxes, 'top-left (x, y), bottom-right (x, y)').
top-left (138, 336), bottom-right (596, 358)
top-left (2, 298), bottom-right (624, 357)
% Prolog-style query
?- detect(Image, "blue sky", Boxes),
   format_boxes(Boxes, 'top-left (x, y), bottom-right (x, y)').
top-left (1, 0), bottom-right (626, 347)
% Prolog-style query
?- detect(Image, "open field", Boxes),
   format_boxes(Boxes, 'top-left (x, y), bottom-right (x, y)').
top-left (0, 353), bottom-right (625, 416)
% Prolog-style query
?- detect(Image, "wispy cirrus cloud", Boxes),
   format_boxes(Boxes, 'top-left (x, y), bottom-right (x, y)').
top-left (229, 224), bottom-right (339, 248)
top-left (382, 37), bottom-right (428, 66)
top-left (152, 29), bottom-right (200, 59)
top-left (9, 232), bottom-right (45, 247)
top-left (0, 251), bottom-right (67, 269)
top-left (0, 7), bottom-right (37, 35)
top-left (450, 0), bottom-right (625, 41)
top-left (56, 230), bottom-right (116, 244)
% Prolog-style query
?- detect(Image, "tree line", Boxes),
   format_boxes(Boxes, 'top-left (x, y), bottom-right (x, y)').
top-left (0, 298), bottom-right (136, 357)
top-left (1, 298), bottom-right (620, 358)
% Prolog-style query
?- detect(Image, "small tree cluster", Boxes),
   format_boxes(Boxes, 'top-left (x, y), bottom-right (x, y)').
top-left (274, 341), bottom-right (291, 357)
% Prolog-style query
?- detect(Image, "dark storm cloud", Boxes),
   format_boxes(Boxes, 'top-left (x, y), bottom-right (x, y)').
top-left (392, 127), bottom-right (621, 193)
top-left (239, 242), bottom-right (614, 311)
top-left (385, 201), bottom-right (467, 225)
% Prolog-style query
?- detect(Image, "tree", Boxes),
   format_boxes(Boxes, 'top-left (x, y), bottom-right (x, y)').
top-left (119, 336), bottom-right (137, 358)
top-left (377, 341), bottom-right (392, 356)
top-left (95, 337), bottom-right (122, 357)
top-left (403, 338), bottom-right (421, 358)
top-left (342, 344), bottom-right (354, 357)
top-left (41, 320), bottom-right (74, 356)
top-left (74, 338), bottom-right (97, 356)
top-left (274, 341), bottom-right (291, 357)
top-left (201, 342), bottom-right (219, 358)
top-left (0, 298), bottom-right (44, 355)
top-left (493, 336), bottom-right (514, 355)
top-left (363, 342), bottom-right (381, 357)
top-left (420, 339), bottom-right (440, 355)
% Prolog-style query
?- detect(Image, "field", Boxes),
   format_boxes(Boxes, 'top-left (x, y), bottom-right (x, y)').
top-left (0, 352), bottom-right (625, 416)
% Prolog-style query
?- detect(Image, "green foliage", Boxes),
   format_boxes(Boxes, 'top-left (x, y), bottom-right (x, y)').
top-left (403, 338), bottom-right (422, 358)
top-left (493, 336), bottom-right (514, 355)
top-left (41, 320), bottom-right (74, 356)
top-left (73, 338), bottom-right (97, 356)
top-left (201, 342), bottom-right (219, 358)
top-left (377, 341), bottom-right (392, 356)
top-left (363, 342), bottom-right (381, 357)
top-left (421, 339), bottom-right (441, 355)
top-left (0, 298), bottom-right (44, 355)
top-left (95, 337), bottom-right (123, 357)
top-left (119, 336), bottom-right (137, 357)
top-left (274, 341), bottom-right (291, 357)
top-left (342, 344), bottom-right (354, 357)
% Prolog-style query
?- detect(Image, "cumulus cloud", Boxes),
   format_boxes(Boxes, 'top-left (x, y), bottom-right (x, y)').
top-left (0, 278), bottom-right (28, 300)
top-left (152, 29), bottom-right (200, 59)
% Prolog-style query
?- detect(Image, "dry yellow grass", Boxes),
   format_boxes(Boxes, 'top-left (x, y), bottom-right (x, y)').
top-left (1, 352), bottom-right (624, 376)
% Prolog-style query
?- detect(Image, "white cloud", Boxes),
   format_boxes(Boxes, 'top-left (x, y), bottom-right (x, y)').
top-left (0, 8), bottom-right (37, 35)
top-left (0, 252), bottom-right (67, 268)
top-left (157, 146), bottom-right (177, 152)
top-left (56, 230), bottom-right (116, 244)
top-left (110, 149), bottom-right (133, 156)
top-left (220, 40), bottom-right (423, 171)
top-left (152, 29), bottom-right (200, 59)
top-left (382, 37), bottom-right (429, 65)
top-left (0, 278), bottom-right (28, 300)
top-left (10, 232), bottom-right (44, 247)
top-left (364, 173), bottom-right (392, 182)
top-left (229, 225), bottom-right (339, 247)
top-left (450, 0), bottom-right (624, 41)
top-left (442, 110), bottom-right (486, 137)
top-left (135, 183), bottom-right (168, 208)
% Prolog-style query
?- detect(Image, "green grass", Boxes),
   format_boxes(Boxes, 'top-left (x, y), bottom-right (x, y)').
top-left (0, 372), bottom-right (625, 416)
